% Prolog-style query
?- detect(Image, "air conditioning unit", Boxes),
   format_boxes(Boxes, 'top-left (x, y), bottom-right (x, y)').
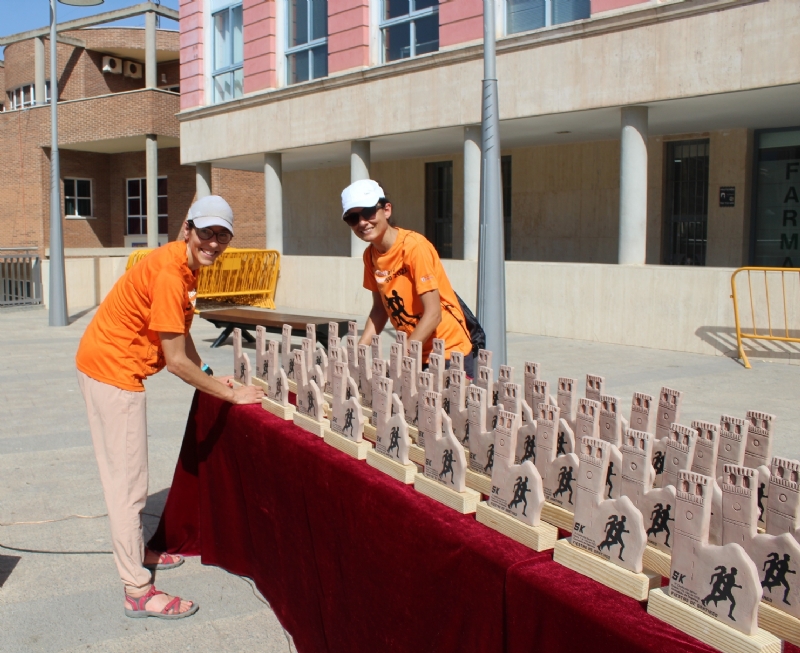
top-left (123, 60), bottom-right (143, 79)
top-left (102, 56), bottom-right (122, 74)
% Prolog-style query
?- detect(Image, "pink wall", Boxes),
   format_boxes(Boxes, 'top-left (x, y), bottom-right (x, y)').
top-left (180, 0), bottom-right (205, 109)
top-left (590, 0), bottom-right (648, 12)
top-left (439, 0), bottom-right (483, 48)
top-left (328, 0), bottom-right (370, 74)
top-left (244, 0), bottom-right (278, 92)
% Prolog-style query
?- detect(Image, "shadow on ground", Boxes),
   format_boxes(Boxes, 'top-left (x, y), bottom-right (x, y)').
top-left (696, 325), bottom-right (800, 365)
top-left (0, 554), bottom-right (21, 588)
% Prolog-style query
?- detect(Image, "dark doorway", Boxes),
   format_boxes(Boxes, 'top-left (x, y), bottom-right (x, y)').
top-left (664, 140), bottom-right (710, 265)
top-left (425, 161), bottom-right (453, 258)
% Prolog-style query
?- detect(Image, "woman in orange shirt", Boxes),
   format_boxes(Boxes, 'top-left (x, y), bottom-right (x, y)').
top-left (76, 196), bottom-right (263, 619)
top-left (342, 179), bottom-right (475, 377)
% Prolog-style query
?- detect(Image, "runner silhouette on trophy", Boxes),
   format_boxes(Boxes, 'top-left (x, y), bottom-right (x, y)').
top-left (463, 421), bottom-right (470, 445)
top-left (508, 476), bottom-right (531, 516)
top-left (598, 514), bottom-right (629, 561)
top-left (762, 553), bottom-right (796, 605)
top-left (443, 396), bottom-right (450, 415)
top-left (262, 361), bottom-right (269, 378)
top-left (439, 449), bottom-right (455, 484)
top-left (239, 362), bottom-right (246, 382)
top-left (557, 431), bottom-right (567, 456)
top-left (307, 391), bottom-right (316, 416)
top-left (343, 407), bottom-right (355, 436)
top-left (646, 503), bottom-right (674, 547)
top-left (492, 390), bottom-right (499, 406)
top-left (274, 376), bottom-right (282, 401)
top-left (553, 465), bottom-right (575, 504)
top-left (653, 450), bottom-right (665, 477)
top-left (385, 290), bottom-right (420, 327)
top-left (521, 434), bottom-right (535, 464)
top-left (758, 482), bottom-right (767, 521)
top-left (387, 425), bottom-right (401, 458)
top-left (288, 358), bottom-right (294, 377)
top-left (492, 414), bottom-right (498, 429)
top-left (484, 444), bottom-right (494, 474)
top-left (605, 461), bottom-right (616, 498)
top-left (413, 402), bottom-right (419, 426)
top-left (346, 385), bottom-right (352, 400)
top-left (702, 566), bottom-right (742, 620)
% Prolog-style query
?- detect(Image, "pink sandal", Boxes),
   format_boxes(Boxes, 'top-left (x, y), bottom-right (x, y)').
top-left (124, 585), bottom-right (199, 620)
top-left (143, 550), bottom-right (184, 571)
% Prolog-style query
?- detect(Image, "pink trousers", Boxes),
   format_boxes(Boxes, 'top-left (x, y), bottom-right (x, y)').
top-left (77, 370), bottom-right (152, 589)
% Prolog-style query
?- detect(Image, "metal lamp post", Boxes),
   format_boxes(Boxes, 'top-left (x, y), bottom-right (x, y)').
top-left (476, 0), bottom-right (507, 370)
top-left (48, 0), bottom-right (104, 327)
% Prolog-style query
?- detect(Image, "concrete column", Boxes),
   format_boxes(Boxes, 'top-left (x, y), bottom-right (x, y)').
top-left (618, 106), bottom-right (649, 265)
top-left (350, 140), bottom-right (371, 258)
top-left (264, 153), bottom-right (283, 253)
top-left (146, 134), bottom-right (159, 248)
top-left (196, 162), bottom-right (212, 199)
top-left (145, 10), bottom-right (157, 90)
top-left (34, 37), bottom-right (46, 105)
top-left (463, 126), bottom-right (481, 260)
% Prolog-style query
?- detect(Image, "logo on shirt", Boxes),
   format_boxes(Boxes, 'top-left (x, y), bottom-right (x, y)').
top-left (420, 274), bottom-right (433, 283)
top-left (374, 265), bottom-right (410, 285)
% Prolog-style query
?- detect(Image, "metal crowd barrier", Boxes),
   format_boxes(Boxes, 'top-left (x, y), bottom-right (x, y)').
top-left (731, 266), bottom-right (800, 368)
top-left (126, 247), bottom-right (280, 309)
top-left (0, 255), bottom-right (42, 307)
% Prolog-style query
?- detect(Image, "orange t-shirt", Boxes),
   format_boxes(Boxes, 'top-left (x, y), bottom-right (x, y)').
top-left (362, 228), bottom-right (472, 361)
top-left (76, 241), bottom-right (198, 391)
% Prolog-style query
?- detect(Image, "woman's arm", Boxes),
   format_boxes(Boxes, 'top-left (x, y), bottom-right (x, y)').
top-left (408, 289), bottom-right (442, 348)
top-left (358, 291), bottom-right (389, 346)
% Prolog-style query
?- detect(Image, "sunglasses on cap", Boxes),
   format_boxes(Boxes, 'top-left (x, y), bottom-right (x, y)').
top-left (343, 204), bottom-right (381, 227)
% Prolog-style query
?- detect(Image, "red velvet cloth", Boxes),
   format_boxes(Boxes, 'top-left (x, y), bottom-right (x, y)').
top-left (151, 393), bottom-right (798, 653)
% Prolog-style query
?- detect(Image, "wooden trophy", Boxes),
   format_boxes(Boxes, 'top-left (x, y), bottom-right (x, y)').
top-left (324, 360), bottom-right (370, 459)
top-left (532, 402), bottom-right (580, 531)
top-left (261, 339), bottom-right (295, 420)
top-left (358, 344), bottom-right (373, 409)
top-left (281, 324), bottom-right (296, 388)
top-left (523, 361), bottom-right (539, 410)
top-left (232, 328), bottom-right (252, 387)
top-left (444, 367), bottom-right (468, 445)
top-left (652, 387), bottom-right (683, 487)
top-left (556, 377), bottom-right (578, 436)
top-left (363, 357), bottom-right (386, 442)
top-left (554, 436), bottom-right (658, 600)
top-left (292, 349), bottom-right (330, 437)
top-left (476, 408), bottom-right (557, 551)
top-left (413, 390), bottom-right (480, 514)
top-left (585, 373), bottom-right (605, 403)
top-left (253, 325), bottom-right (270, 392)
top-left (389, 341), bottom-right (403, 401)
top-left (464, 384), bottom-right (493, 495)
top-left (366, 375), bottom-right (418, 483)
top-left (721, 460), bottom-right (800, 646)
top-left (745, 410), bottom-right (776, 530)
top-left (647, 470), bottom-right (778, 653)
top-left (411, 370), bottom-right (433, 445)
top-left (716, 415), bottom-right (747, 479)
top-left (629, 392), bottom-right (656, 434)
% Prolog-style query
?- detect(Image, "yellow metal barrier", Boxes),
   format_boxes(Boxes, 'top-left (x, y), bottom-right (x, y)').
top-left (125, 247), bottom-right (280, 309)
top-left (731, 266), bottom-right (800, 368)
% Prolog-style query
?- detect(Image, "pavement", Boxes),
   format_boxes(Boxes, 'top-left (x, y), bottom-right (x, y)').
top-left (0, 302), bottom-right (798, 652)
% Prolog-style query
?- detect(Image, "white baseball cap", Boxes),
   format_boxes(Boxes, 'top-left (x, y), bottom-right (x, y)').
top-left (188, 195), bottom-right (234, 235)
top-left (341, 179), bottom-right (385, 218)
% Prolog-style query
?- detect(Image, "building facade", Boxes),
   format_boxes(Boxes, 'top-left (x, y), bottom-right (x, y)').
top-left (1, 6), bottom-right (200, 252)
top-left (174, 0), bottom-right (799, 269)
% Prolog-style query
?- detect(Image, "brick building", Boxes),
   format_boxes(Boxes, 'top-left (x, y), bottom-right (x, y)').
top-left (0, 5), bottom-right (199, 252)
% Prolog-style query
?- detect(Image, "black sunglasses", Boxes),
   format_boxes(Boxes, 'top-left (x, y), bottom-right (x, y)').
top-left (188, 221), bottom-right (233, 244)
top-left (343, 204), bottom-right (380, 227)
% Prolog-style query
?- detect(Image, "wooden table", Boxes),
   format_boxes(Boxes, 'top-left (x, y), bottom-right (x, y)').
top-left (199, 308), bottom-right (352, 348)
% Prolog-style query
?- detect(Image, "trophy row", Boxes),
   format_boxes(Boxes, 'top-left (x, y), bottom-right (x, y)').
top-left (232, 322), bottom-right (797, 652)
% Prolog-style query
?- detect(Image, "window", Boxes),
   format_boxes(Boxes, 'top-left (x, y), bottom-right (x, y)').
top-left (6, 82), bottom-right (51, 110)
top-left (425, 161), bottom-right (453, 258)
top-left (126, 177), bottom-right (168, 236)
top-left (506, 0), bottom-right (589, 35)
top-left (64, 179), bottom-right (93, 218)
top-left (212, 2), bottom-right (244, 103)
top-left (751, 129), bottom-right (800, 267)
top-left (381, 0), bottom-right (439, 63)
top-left (502, 155), bottom-right (512, 260)
top-left (663, 140), bottom-right (710, 266)
top-left (286, 0), bottom-right (328, 84)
